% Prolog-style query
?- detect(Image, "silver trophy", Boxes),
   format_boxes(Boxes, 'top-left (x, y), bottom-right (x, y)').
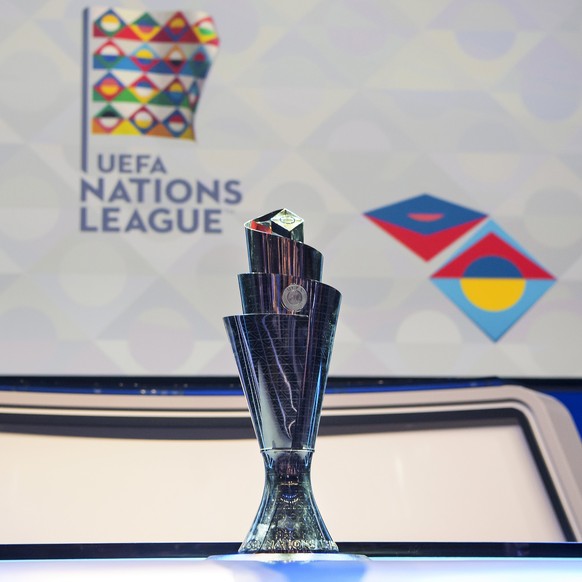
top-left (224, 209), bottom-right (341, 554)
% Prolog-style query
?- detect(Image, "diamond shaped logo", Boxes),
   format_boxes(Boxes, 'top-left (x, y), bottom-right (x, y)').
top-left (93, 72), bottom-right (124, 101)
top-left (95, 9), bottom-right (125, 37)
top-left (130, 106), bottom-right (158, 134)
top-left (190, 46), bottom-right (212, 79)
top-left (192, 16), bottom-right (219, 45)
top-left (164, 45), bottom-right (187, 74)
top-left (129, 75), bottom-right (158, 103)
top-left (431, 222), bottom-right (555, 341)
top-left (94, 40), bottom-right (124, 69)
top-left (365, 193), bottom-right (487, 261)
top-left (130, 44), bottom-right (159, 71)
top-left (163, 78), bottom-right (187, 106)
top-left (164, 12), bottom-right (189, 41)
top-left (163, 109), bottom-right (188, 137)
top-left (93, 104), bottom-right (123, 133)
top-left (130, 13), bottom-right (160, 42)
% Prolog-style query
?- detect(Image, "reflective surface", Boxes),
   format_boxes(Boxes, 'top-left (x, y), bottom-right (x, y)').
top-left (240, 450), bottom-right (336, 553)
top-left (224, 209), bottom-right (341, 553)
top-left (224, 314), bottom-right (328, 450)
top-left (244, 214), bottom-right (323, 281)
top-left (2, 557), bottom-right (582, 582)
top-left (238, 273), bottom-right (340, 319)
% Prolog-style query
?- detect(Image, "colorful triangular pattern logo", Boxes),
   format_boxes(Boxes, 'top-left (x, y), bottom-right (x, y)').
top-left (86, 7), bottom-right (219, 141)
top-left (431, 222), bottom-right (555, 341)
top-left (364, 193), bottom-right (487, 261)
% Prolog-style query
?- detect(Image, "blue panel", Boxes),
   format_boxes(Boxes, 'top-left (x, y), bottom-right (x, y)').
top-left (365, 194), bottom-right (486, 235)
top-left (543, 390), bottom-right (582, 440)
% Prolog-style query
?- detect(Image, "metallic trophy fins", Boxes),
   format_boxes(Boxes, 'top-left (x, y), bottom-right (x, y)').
top-left (223, 209), bottom-right (341, 554)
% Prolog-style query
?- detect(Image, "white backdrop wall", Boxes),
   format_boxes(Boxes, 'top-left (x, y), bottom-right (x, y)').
top-left (0, 0), bottom-right (581, 376)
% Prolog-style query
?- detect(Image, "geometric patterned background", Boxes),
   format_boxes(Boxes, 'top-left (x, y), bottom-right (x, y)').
top-left (0, 0), bottom-right (581, 377)
top-left (365, 196), bottom-right (556, 341)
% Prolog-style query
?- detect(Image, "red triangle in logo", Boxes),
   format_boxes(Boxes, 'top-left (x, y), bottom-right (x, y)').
top-left (115, 26), bottom-right (140, 40)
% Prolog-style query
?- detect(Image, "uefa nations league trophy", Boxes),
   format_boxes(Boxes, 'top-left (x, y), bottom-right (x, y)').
top-left (224, 209), bottom-right (341, 554)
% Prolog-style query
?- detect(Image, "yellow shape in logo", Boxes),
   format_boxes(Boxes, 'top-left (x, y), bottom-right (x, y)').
top-left (100, 13), bottom-right (121, 34)
top-left (170, 16), bottom-right (186, 29)
top-left (460, 278), bottom-right (526, 312)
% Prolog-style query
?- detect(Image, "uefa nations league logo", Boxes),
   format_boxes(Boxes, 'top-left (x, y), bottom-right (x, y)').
top-left (79, 8), bottom-right (243, 235)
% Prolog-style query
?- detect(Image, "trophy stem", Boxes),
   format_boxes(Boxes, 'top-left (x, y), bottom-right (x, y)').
top-left (240, 449), bottom-right (338, 554)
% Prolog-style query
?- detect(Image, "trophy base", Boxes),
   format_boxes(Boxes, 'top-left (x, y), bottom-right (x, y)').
top-left (236, 449), bottom-right (338, 555)
top-left (209, 553), bottom-right (369, 563)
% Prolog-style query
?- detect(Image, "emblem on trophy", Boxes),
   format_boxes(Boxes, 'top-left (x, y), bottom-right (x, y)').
top-left (224, 209), bottom-right (341, 554)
